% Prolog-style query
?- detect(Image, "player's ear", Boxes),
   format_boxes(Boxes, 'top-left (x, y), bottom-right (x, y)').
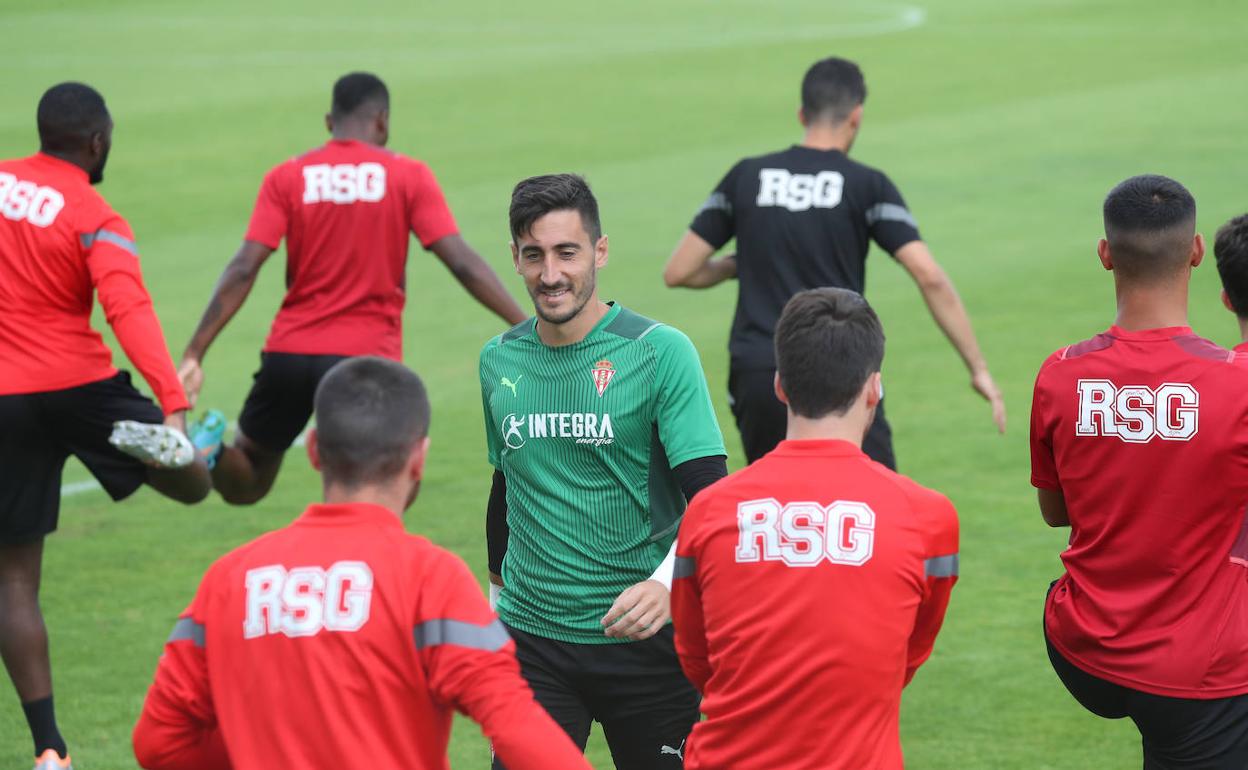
top-left (510, 241), bottom-right (522, 273)
top-left (595, 234), bottom-right (609, 269)
top-left (847, 104), bottom-right (864, 131)
top-left (864, 372), bottom-right (883, 409)
top-left (324, 113), bottom-right (334, 135)
top-left (375, 109), bottom-right (390, 146)
top-left (1222, 289), bottom-right (1236, 314)
top-left (1097, 239), bottom-right (1113, 271)
top-left (773, 371), bottom-right (789, 406)
top-left (409, 436), bottom-right (431, 481)
top-left (797, 106), bottom-right (808, 128)
top-left (306, 428), bottom-right (322, 471)
top-left (1191, 233), bottom-right (1206, 267)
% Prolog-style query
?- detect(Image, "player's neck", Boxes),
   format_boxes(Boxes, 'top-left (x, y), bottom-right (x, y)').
top-left (536, 299), bottom-right (610, 347)
top-left (1113, 282), bottom-right (1190, 331)
top-left (321, 482), bottom-right (406, 518)
top-left (330, 128), bottom-right (378, 145)
top-left (785, 410), bottom-right (870, 445)
top-left (800, 125), bottom-right (853, 153)
top-left (1237, 315), bottom-right (1248, 346)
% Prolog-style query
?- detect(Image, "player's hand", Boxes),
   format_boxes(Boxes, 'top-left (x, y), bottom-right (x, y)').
top-left (971, 368), bottom-right (1006, 434)
top-left (164, 409), bottom-right (189, 435)
top-left (178, 357), bottom-right (204, 409)
top-left (601, 580), bottom-right (669, 641)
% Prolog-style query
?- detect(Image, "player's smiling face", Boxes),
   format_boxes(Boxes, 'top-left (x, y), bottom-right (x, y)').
top-left (512, 209), bottom-right (608, 326)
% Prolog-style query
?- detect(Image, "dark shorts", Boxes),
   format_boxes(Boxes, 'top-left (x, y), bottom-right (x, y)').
top-left (1045, 588), bottom-right (1248, 768)
top-left (238, 352), bottom-right (348, 452)
top-left (0, 371), bottom-right (163, 544)
top-left (728, 364), bottom-right (896, 469)
top-left (493, 623), bottom-right (698, 770)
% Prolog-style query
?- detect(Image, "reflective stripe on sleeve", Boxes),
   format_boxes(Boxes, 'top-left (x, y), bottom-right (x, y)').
top-left (864, 202), bottom-right (918, 229)
top-left (167, 617), bottom-right (206, 647)
top-left (80, 229), bottom-right (139, 256)
top-left (924, 554), bottom-right (959, 578)
top-left (673, 555), bottom-right (697, 580)
top-left (413, 618), bottom-right (510, 652)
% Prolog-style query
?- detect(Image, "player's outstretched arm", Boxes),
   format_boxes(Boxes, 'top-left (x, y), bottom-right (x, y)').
top-left (663, 230), bottom-right (737, 289)
top-left (894, 240), bottom-right (1006, 434)
top-left (430, 235), bottom-right (527, 325)
top-left (178, 241), bottom-right (273, 408)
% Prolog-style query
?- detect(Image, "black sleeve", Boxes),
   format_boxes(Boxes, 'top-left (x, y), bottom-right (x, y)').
top-left (867, 171), bottom-right (922, 256)
top-left (486, 469), bottom-right (509, 575)
top-left (674, 455), bottom-right (728, 503)
top-left (688, 162), bottom-right (743, 250)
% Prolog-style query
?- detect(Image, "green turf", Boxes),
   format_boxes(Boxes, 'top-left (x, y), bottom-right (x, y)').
top-left (3, 0), bottom-right (1247, 766)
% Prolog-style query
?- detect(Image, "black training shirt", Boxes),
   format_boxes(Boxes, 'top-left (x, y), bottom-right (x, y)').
top-left (690, 145), bottom-right (921, 368)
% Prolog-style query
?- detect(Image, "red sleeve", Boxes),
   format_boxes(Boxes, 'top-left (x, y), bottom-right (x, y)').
top-left (417, 552), bottom-right (589, 770)
top-left (671, 496), bottom-right (711, 693)
top-left (243, 166), bottom-right (289, 250)
top-left (1030, 354), bottom-right (1062, 490)
top-left (133, 578), bottom-right (231, 770)
top-left (407, 161), bottom-right (458, 248)
top-left (85, 215), bottom-right (188, 415)
top-left (905, 492), bottom-right (959, 686)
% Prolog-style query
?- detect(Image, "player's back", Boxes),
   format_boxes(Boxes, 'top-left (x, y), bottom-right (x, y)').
top-left (1032, 326), bottom-right (1248, 697)
top-left (196, 502), bottom-right (498, 769)
top-left (249, 140), bottom-right (457, 359)
top-left (0, 153), bottom-right (127, 392)
top-left (676, 439), bottom-right (957, 770)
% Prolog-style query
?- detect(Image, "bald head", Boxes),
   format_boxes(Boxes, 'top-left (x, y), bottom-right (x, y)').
top-left (1102, 175), bottom-right (1197, 284)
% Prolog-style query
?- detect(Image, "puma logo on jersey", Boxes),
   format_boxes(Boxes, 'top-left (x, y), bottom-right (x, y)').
top-left (501, 375), bottom-right (523, 396)
top-left (736, 499), bottom-right (875, 567)
top-left (501, 412), bottom-right (615, 450)
top-left (0, 172), bottom-right (64, 227)
top-left (243, 561), bottom-right (374, 639)
top-left (756, 169), bottom-right (844, 212)
top-left (1075, 379), bottom-right (1198, 443)
top-left (302, 163), bottom-right (387, 204)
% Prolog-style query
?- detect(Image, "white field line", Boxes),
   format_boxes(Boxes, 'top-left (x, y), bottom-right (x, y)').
top-left (61, 421), bottom-right (307, 499)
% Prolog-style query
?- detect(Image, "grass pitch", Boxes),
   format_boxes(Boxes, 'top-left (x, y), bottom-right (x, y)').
top-left (3, 0), bottom-right (1248, 766)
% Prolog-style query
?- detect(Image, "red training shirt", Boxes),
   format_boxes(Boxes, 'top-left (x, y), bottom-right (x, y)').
top-left (1031, 326), bottom-right (1248, 698)
top-left (132, 502), bottom-right (590, 770)
top-left (672, 439), bottom-right (959, 770)
top-left (244, 139), bottom-right (459, 360)
top-left (0, 153), bottom-right (187, 414)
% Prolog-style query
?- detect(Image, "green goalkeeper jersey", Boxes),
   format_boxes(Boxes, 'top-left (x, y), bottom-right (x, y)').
top-left (479, 302), bottom-right (725, 643)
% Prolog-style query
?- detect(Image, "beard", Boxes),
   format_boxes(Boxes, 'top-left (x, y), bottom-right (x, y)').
top-left (530, 271), bottom-right (596, 326)
top-left (88, 143), bottom-right (110, 184)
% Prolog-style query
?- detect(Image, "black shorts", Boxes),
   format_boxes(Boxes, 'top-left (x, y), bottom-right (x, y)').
top-left (728, 364), bottom-right (896, 469)
top-left (493, 623), bottom-right (698, 770)
top-left (0, 371), bottom-right (163, 544)
top-left (238, 352), bottom-right (348, 452)
top-left (1045, 595), bottom-right (1248, 768)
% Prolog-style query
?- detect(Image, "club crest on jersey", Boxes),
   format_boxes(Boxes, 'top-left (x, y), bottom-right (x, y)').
top-left (591, 360), bottom-right (616, 397)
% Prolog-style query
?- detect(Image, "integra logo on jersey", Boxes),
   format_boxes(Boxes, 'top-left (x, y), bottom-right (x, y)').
top-left (302, 163), bottom-right (386, 204)
top-left (1075, 379), bottom-right (1198, 443)
top-left (502, 412), bottom-right (615, 450)
top-left (756, 169), bottom-right (844, 212)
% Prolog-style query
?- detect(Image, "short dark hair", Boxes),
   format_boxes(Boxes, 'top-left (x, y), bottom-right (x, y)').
top-left (776, 288), bottom-right (884, 419)
top-left (37, 82), bottom-right (110, 154)
top-left (331, 72), bottom-right (389, 119)
top-left (313, 356), bottom-right (430, 488)
top-left (1103, 175), bottom-right (1197, 283)
top-left (1215, 214), bottom-right (1248, 317)
top-left (801, 57), bottom-right (867, 124)
top-left (509, 173), bottom-right (602, 243)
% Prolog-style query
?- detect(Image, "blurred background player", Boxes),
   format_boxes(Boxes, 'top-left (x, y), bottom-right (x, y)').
top-left (1030, 176), bottom-right (1248, 768)
top-left (179, 71), bottom-right (526, 504)
top-left (480, 174), bottom-right (727, 768)
top-left (0, 82), bottom-right (212, 770)
top-left (663, 55), bottom-right (1004, 468)
top-left (1214, 213), bottom-right (1248, 355)
top-left (133, 357), bottom-right (591, 770)
top-left (671, 288), bottom-right (959, 769)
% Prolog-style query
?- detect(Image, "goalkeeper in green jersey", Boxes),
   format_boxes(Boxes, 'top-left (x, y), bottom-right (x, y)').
top-left (480, 174), bottom-right (727, 769)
